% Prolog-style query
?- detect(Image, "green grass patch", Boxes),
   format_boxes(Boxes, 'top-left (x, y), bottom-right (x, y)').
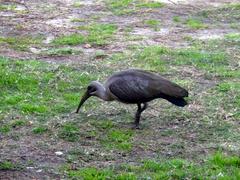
top-left (144, 19), bottom-right (160, 30)
top-left (66, 153), bottom-right (240, 179)
top-left (43, 48), bottom-right (82, 56)
top-left (227, 3), bottom-right (240, 10)
top-left (172, 49), bottom-right (226, 68)
top-left (0, 4), bottom-right (16, 11)
top-left (198, 3), bottom-right (240, 23)
top-left (215, 81), bottom-right (240, 110)
top-left (210, 66), bottom-right (240, 78)
top-left (0, 124), bottom-right (11, 134)
top-left (185, 18), bottom-right (207, 29)
top-left (52, 34), bottom-right (85, 46)
top-left (217, 82), bottom-right (240, 93)
top-left (20, 103), bottom-right (48, 114)
top-left (10, 120), bottom-right (27, 128)
top-left (134, 46), bottom-right (168, 72)
top-left (58, 122), bottom-right (80, 142)
top-left (107, 45), bottom-right (229, 73)
top-left (137, 1), bottom-right (164, 8)
top-left (72, 1), bottom-right (82, 8)
top-left (0, 36), bottom-right (43, 51)
top-left (54, 23), bottom-right (117, 46)
top-left (105, 0), bottom-right (134, 15)
top-left (0, 161), bottom-right (16, 170)
top-left (108, 44), bottom-right (233, 77)
top-left (225, 33), bottom-right (240, 41)
top-left (68, 167), bottom-right (114, 179)
top-left (32, 125), bottom-right (48, 134)
top-left (92, 120), bottom-right (114, 130)
top-left (71, 18), bottom-right (85, 22)
top-left (84, 23), bottom-right (118, 46)
top-left (211, 152), bottom-right (240, 167)
top-left (102, 129), bottom-right (133, 151)
top-left (105, 0), bottom-right (164, 15)
top-left (0, 56), bottom-right (97, 119)
top-left (173, 16), bottom-right (181, 22)
top-left (0, 120), bottom-right (26, 134)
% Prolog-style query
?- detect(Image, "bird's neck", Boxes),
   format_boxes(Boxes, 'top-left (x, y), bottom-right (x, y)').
top-left (97, 84), bottom-right (112, 101)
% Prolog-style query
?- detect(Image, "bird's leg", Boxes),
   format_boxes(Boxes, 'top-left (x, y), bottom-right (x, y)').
top-left (133, 103), bottom-right (148, 129)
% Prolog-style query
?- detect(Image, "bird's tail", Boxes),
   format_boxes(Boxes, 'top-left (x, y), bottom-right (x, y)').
top-left (165, 96), bottom-right (188, 107)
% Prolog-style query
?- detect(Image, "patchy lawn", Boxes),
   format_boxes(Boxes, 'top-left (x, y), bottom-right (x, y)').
top-left (0, 0), bottom-right (239, 179)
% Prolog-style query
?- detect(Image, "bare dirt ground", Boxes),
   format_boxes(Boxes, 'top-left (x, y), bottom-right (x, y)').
top-left (0, 0), bottom-right (239, 179)
top-left (1, 0), bottom-right (238, 61)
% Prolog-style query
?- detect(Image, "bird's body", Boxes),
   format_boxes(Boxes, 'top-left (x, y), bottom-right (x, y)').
top-left (106, 69), bottom-right (188, 105)
top-left (76, 69), bottom-right (188, 129)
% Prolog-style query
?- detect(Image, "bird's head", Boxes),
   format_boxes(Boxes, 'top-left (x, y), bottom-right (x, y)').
top-left (76, 81), bottom-right (102, 113)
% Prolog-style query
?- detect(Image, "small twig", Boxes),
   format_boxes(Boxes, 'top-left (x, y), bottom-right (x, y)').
top-left (167, 0), bottom-right (178, 5)
top-left (2, 0), bottom-right (30, 13)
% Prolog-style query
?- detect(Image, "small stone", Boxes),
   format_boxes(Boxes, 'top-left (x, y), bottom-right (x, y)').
top-left (55, 151), bottom-right (64, 156)
top-left (84, 44), bottom-right (91, 48)
top-left (29, 47), bottom-right (41, 54)
top-left (43, 35), bottom-right (55, 44)
top-left (36, 169), bottom-right (42, 173)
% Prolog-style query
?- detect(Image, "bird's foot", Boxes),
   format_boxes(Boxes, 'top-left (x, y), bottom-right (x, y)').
top-left (131, 124), bottom-right (140, 130)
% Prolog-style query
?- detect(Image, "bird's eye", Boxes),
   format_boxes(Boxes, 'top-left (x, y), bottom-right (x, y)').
top-left (87, 86), bottom-right (93, 90)
top-left (88, 86), bottom-right (96, 92)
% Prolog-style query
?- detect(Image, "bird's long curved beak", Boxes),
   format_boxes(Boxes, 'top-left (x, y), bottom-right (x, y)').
top-left (76, 91), bottom-right (90, 113)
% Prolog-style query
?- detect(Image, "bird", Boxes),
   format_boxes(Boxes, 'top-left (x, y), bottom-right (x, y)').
top-left (76, 69), bottom-right (188, 129)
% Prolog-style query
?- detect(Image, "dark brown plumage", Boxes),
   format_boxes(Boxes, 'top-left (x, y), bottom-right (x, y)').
top-left (76, 69), bottom-right (188, 129)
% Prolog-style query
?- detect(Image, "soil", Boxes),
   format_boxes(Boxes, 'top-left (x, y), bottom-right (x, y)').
top-left (0, 0), bottom-right (239, 179)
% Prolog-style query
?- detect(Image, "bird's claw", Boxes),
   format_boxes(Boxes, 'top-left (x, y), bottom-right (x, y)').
top-left (131, 124), bottom-right (140, 130)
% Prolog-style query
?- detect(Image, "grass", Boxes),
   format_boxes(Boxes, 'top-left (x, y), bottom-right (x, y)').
top-left (42, 48), bottom-right (82, 56)
top-left (171, 49), bottom-right (227, 68)
top-left (198, 3), bottom-right (240, 23)
top-left (0, 0), bottom-right (240, 179)
top-left (133, 46), bottom-right (168, 72)
top-left (85, 23), bottom-right (117, 45)
top-left (58, 122), bottom-right (80, 142)
top-left (71, 18), bottom-right (85, 22)
top-left (0, 36), bottom-right (43, 51)
top-left (10, 120), bottom-right (27, 128)
top-left (144, 19), bottom-right (160, 30)
top-left (0, 4), bottom-right (16, 11)
top-left (105, 0), bottom-right (164, 15)
top-left (66, 153), bottom-right (240, 179)
top-left (0, 125), bottom-right (11, 134)
top-left (32, 125), bottom-right (48, 134)
top-left (104, 43), bottom-right (236, 78)
top-left (227, 3), bottom-right (240, 10)
top-left (137, 1), bottom-right (164, 8)
top-left (72, 1), bottom-right (82, 8)
top-left (173, 16), bottom-right (181, 22)
top-left (53, 23), bottom-right (117, 46)
top-left (105, 0), bottom-right (134, 15)
top-left (217, 82), bottom-right (240, 93)
top-left (185, 18), bottom-right (207, 29)
top-left (0, 161), bottom-right (16, 170)
top-left (52, 34), bottom-right (85, 46)
top-left (102, 129), bottom-right (134, 151)
top-left (120, 44), bottom-right (231, 74)
top-left (225, 33), bottom-right (240, 41)
top-left (68, 167), bottom-right (114, 179)
top-left (0, 56), bottom-right (97, 120)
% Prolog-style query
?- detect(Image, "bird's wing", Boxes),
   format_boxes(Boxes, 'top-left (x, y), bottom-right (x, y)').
top-left (108, 75), bottom-right (154, 103)
top-left (108, 70), bottom-right (188, 103)
top-left (151, 76), bottom-right (188, 98)
top-left (130, 69), bottom-right (188, 98)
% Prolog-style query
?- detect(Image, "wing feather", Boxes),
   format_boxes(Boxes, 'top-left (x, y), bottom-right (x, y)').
top-left (107, 69), bottom-right (188, 103)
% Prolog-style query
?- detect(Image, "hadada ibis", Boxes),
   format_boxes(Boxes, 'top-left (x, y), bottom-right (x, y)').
top-left (76, 69), bottom-right (188, 129)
